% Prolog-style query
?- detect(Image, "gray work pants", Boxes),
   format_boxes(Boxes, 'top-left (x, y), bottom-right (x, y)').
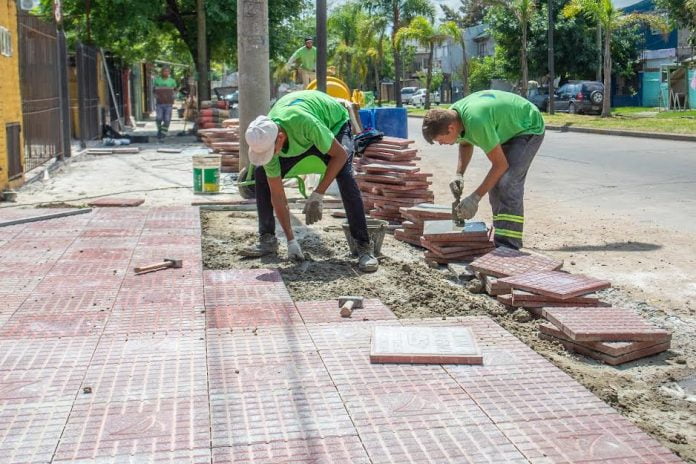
top-left (488, 132), bottom-right (544, 250)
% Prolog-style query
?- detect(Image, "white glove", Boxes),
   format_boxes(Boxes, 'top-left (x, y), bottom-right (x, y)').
top-left (449, 174), bottom-right (464, 199)
top-left (303, 191), bottom-right (324, 225)
top-left (455, 193), bottom-right (482, 220)
top-left (287, 239), bottom-right (304, 261)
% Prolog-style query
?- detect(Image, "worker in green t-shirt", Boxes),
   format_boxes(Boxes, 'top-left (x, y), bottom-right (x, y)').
top-left (240, 90), bottom-right (378, 272)
top-left (287, 37), bottom-right (317, 89)
top-left (153, 66), bottom-right (178, 141)
top-left (422, 90), bottom-right (545, 250)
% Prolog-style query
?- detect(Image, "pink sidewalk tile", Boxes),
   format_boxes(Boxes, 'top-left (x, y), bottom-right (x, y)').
top-left (54, 449), bottom-right (212, 464)
top-left (18, 290), bottom-right (117, 314)
top-left (470, 246), bottom-right (563, 278)
top-left (104, 304), bottom-right (206, 335)
top-left (87, 197), bottom-right (145, 207)
top-left (206, 302), bottom-right (303, 328)
top-left (0, 367), bottom-right (84, 405)
top-left (0, 311), bottom-right (108, 338)
top-left (114, 286), bottom-right (204, 308)
top-left (306, 320), bottom-right (398, 351)
top-left (296, 298), bottom-right (398, 324)
top-left (212, 436), bottom-right (370, 463)
top-left (207, 326), bottom-right (317, 357)
top-left (0, 336), bottom-right (98, 371)
top-left (204, 269), bottom-right (284, 285)
top-left (204, 283), bottom-right (293, 308)
top-left (497, 270), bottom-right (611, 299)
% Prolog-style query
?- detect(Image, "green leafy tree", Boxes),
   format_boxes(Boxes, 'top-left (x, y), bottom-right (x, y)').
top-left (468, 49), bottom-right (509, 92)
top-left (656, 0), bottom-right (696, 46)
top-left (563, 0), bottom-right (668, 117)
top-left (441, 0), bottom-right (491, 27)
top-left (396, 17), bottom-right (461, 108)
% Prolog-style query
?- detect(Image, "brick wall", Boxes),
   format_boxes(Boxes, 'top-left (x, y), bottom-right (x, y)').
top-left (0, 0), bottom-right (23, 190)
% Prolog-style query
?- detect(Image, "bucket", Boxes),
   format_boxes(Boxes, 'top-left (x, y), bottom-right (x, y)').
top-left (342, 219), bottom-right (388, 256)
top-left (192, 154), bottom-right (221, 193)
top-left (373, 107), bottom-right (408, 139)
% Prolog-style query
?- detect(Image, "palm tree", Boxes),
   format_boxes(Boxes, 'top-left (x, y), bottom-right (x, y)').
top-left (396, 17), bottom-right (461, 109)
top-left (563, 0), bottom-right (668, 117)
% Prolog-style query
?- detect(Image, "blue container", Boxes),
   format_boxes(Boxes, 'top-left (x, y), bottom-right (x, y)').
top-left (358, 109), bottom-right (374, 131)
top-left (373, 107), bottom-right (408, 139)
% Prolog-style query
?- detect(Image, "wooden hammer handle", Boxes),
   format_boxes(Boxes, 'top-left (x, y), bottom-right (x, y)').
top-left (340, 300), bottom-right (355, 318)
top-left (134, 262), bottom-right (171, 274)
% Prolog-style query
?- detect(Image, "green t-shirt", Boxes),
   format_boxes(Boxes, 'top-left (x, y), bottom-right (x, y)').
top-left (263, 90), bottom-right (349, 178)
top-left (450, 90), bottom-right (545, 154)
top-left (289, 46), bottom-right (317, 71)
top-left (154, 76), bottom-right (177, 105)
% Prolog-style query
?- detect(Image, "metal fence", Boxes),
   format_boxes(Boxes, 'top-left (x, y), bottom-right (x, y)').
top-left (76, 43), bottom-right (100, 143)
top-left (17, 13), bottom-right (68, 171)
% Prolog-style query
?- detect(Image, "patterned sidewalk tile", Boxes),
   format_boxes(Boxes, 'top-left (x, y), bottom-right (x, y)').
top-left (104, 304), bottom-right (206, 336)
top-left (90, 333), bottom-right (207, 367)
top-left (0, 401), bottom-right (73, 464)
top-left (0, 367), bottom-right (84, 405)
top-left (359, 423), bottom-right (528, 464)
top-left (18, 290), bottom-right (117, 314)
top-left (144, 219), bottom-right (201, 230)
top-left (296, 299), bottom-right (398, 324)
top-left (54, 448), bottom-right (212, 464)
top-left (307, 320), bottom-right (401, 351)
top-left (204, 283), bottom-right (292, 308)
top-left (0, 311), bottom-right (108, 338)
top-left (79, 227), bottom-right (143, 238)
top-left (208, 349), bottom-right (333, 395)
top-left (204, 269), bottom-right (284, 286)
top-left (543, 306), bottom-right (672, 342)
top-left (207, 326), bottom-right (317, 357)
top-left (61, 247), bottom-right (134, 262)
top-left (137, 234), bottom-right (202, 247)
top-left (32, 275), bottom-right (124, 294)
top-left (497, 271), bottom-right (611, 300)
top-left (46, 260), bottom-right (130, 278)
top-left (121, 269), bottom-right (203, 291)
top-left (54, 396), bottom-right (210, 461)
top-left (0, 274), bottom-right (45, 294)
top-left (498, 414), bottom-right (684, 463)
top-left (212, 436), bottom-right (370, 463)
top-left (114, 286), bottom-right (204, 309)
top-left (470, 247), bottom-right (563, 278)
top-left (206, 303), bottom-right (303, 329)
top-left (210, 386), bottom-right (356, 447)
top-left (0, 336), bottom-right (98, 371)
top-left (87, 197), bottom-right (145, 207)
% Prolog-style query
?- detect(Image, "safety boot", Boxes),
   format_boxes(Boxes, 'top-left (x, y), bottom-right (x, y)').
top-left (239, 234), bottom-right (278, 257)
top-left (356, 241), bottom-right (379, 273)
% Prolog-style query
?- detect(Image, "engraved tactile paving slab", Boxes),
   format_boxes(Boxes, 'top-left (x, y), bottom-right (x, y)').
top-left (470, 247), bottom-right (563, 278)
top-left (104, 304), bottom-right (206, 335)
top-left (114, 286), bottom-right (204, 308)
top-left (498, 415), bottom-right (685, 463)
top-left (497, 270), bottom-right (611, 299)
top-left (205, 284), bottom-right (293, 308)
top-left (207, 326), bottom-right (317, 357)
top-left (212, 436), bottom-right (370, 463)
top-left (370, 326), bottom-right (483, 364)
top-left (18, 290), bottom-right (117, 313)
top-left (0, 336), bottom-right (99, 371)
top-left (543, 306), bottom-right (672, 342)
top-left (307, 320), bottom-right (399, 350)
top-left (54, 396), bottom-right (210, 461)
top-left (206, 302), bottom-right (303, 328)
top-left (204, 269), bottom-right (284, 285)
top-left (0, 367), bottom-right (85, 405)
top-left (0, 312), bottom-right (108, 338)
top-left (210, 386), bottom-right (356, 447)
top-left (296, 299), bottom-right (397, 324)
top-left (79, 227), bottom-right (143, 238)
top-left (46, 260), bottom-right (129, 277)
top-left (87, 197), bottom-right (145, 207)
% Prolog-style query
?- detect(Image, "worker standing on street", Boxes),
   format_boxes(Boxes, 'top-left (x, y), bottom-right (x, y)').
top-left (287, 37), bottom-right (317, 89)
top-left (421, 90), bottom-right (545, 250)
top-left (240, 90), bottom-right (378, 273)
top-left (153, 66), bottom-right (178, 141)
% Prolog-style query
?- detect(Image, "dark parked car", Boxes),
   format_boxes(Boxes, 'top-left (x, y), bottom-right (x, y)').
top-left (553, 81), bottom-right (604, 115)
top-left (527, 87), bottom-right (549, 111)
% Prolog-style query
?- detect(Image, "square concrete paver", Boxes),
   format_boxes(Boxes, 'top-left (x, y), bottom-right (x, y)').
top-left (497, 270), bottom-right (611, 299)
top-left (87, 197), bottom-right (145, 207)
top-left (296, 299), bottom-right (397, 324)
top-left (371, 326), bottom-right (483, 364)
top-left (206, 302), bottom-right (303, 328)
top-left (542, 306), bottom-right (672, 342)
top-left (470, 247), bottom-right (563, 278)
top-left (212, 436), bottom-right (370, 463)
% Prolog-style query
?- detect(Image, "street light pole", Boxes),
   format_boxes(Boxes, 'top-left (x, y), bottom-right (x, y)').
top-left (547, 0), bottom-right (555, 115)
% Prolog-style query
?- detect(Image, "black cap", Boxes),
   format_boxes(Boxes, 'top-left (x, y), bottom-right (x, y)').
top-left (304, 36), bottom-right (313, 42)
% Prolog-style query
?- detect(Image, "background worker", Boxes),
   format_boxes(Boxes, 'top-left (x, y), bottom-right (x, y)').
top-left (153, 66), bottom-right (177, 141)
top-left (240, 90), bottom-right (378, 272)
top-left (287, 37), bottom-right (317, 88)
top-left (421, 90), bottom-right (545, 250)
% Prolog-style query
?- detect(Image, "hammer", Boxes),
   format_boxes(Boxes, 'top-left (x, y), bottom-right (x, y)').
top-left (133, 258), bottom-right (183, 275)
top-left (338, 296), bottom-right (363, 318)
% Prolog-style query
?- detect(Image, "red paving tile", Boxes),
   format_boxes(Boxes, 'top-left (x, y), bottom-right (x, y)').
top-left (18, 290), bottom-right (117, 313)
top-left (207, 326), bottom-right (317, 357)
top-left (296, 298), bottom-right (397, 323)
top-left (543, 306), bottom-right (672, 342)
top-left (54, 396), bottom-right (210, 461)
top-left (204, 283), bottom-right (293, 308)
top-left (46, 260), bottom-right (128, 277)
top-left (0, 337), bottom-right (98, 371)
top-left (104, 304), bottom-right (206, 335)
top-left (0, 367), bottom-right (85, 404)
top-left (498, 414), bottom-right (684, 463)
top-left (497, 270), bottom-right (611, 299)
top-left (212, 436), bottom-right (370, 463)
top-left (306, 320), bottom-right (397, 350)
top-left (539, 322), bottom-right (666, 357)
top-left (87, 197), bottom-right (145, 207)
top-left (470, 247), bottom-right (563, 278)
top-left (370, 325), bottom-right (483, 364)
top-left (53, 449), bottom-right (212, 464)
top-left (206, 302), bottom-right (302, 328)
top-left (204, 268), bottom-right (284, 285)
top-left (0, 311), bottom-right (108, 338)
top-left (114, 286), bottom-right (204, 308)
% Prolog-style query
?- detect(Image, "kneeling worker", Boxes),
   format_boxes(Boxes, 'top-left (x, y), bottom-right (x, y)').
top-left (240, 90), bottom-right (378, 272)
top-left (422, 90), bottom-right (545, 250)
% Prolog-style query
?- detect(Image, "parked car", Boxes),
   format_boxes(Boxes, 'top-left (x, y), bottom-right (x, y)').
top-left (527, 87), bottom-right (549, 111)
top-left (400, 86), bottom-right (418, 104)
top-left (410, 88), bottom-right (441, 106)
top-left (553, 81), bottom-right (604, 115)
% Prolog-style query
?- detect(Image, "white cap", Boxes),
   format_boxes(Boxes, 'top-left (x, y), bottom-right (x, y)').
top-left (245, 116), bottom-right (278, 166)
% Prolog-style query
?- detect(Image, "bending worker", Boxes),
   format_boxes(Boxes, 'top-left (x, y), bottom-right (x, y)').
top-left (240, 90), bottom-right (378, 273)
top-left (287, 37), bottom-right (317, 89)
top-left (421, 90), bottom-right (545, 250)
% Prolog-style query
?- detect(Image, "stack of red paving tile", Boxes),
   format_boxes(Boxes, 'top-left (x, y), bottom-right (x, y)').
top-left (418, 220), bottom-right (495, 265)
top-left (393, 204), bottom-right (451, 246)
top-left (538, 306), bottom-right (672, 365)
top-left (354, 137), bottom-right (434, 222)
top-left (198, 119), bottom-right (240, 173)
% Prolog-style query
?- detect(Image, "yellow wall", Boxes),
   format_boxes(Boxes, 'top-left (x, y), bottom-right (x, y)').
top-left (0, 0), bottom-right (23, 190)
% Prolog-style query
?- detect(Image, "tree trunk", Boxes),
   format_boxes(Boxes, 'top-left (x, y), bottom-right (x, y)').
top-left (461, 39), bottom-right (469, 96)
top-left (425, 43), bottom-right (434, 109)
top-left (521, 19), bottom-right (528, 98)
top-left (392, 0), bottom-right (402, 107)
top-left (596, 25), bottom-right (602, 82)
top-left (377, 30), bottom-right (385, 105)
top-left (602, 25), bottom-right (611, 117)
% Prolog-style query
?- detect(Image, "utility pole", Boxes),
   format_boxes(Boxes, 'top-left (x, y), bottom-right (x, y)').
top-left (547, 0), bottom-right (555, 115)
top-left (197, 0), bottom-right (210, 102)
top-left (237, 0), bottom-right (270, 170)
top-left (316, 0), bottom-right (327, 92)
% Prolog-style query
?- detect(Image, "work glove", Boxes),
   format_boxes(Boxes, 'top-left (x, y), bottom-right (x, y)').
top-left (287, 239), bottom-right (305, 261)
top-left (455, 193), bottom-right (482, 220)
top-left (303, 191), bottom-right (324, 225)
top-left (449, 174), bottom-right (464, 199)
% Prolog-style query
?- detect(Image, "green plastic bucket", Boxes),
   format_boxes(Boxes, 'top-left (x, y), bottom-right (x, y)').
top-left (193, 154), bottom-right (221, 193)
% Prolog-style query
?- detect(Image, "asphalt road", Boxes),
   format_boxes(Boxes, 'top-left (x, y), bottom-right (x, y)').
top-left (408, 117), bottom-right (696, 234)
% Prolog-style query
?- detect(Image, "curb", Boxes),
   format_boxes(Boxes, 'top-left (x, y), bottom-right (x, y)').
top-left (407, 114), bottom-right (696, 142)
